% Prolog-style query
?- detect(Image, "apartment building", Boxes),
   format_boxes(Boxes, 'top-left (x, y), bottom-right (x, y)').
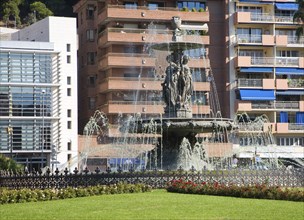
top-left (73, 0), bottom-right (231, 126)
top-left (229, 0), bottom-right (304, 160)
top-left (73, 1), bottom-right (217, 129)
top-left (0, 17), bottom-right (78, 171)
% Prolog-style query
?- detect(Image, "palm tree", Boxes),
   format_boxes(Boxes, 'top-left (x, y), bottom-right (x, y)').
top-left (293, 0), bottom-right (304, 39)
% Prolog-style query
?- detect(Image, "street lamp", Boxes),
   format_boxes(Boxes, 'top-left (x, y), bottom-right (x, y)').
top-left (41, 89), bottom-right (46, 169)
top-left (6, 126), bottom-right (13, 158)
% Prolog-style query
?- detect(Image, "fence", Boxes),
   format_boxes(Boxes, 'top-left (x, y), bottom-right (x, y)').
top-left (1, 167), bottom-right (303, 190)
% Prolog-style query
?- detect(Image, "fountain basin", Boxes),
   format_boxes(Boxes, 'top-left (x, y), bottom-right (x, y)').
top-left (131, 117), bottom-right (236, 137)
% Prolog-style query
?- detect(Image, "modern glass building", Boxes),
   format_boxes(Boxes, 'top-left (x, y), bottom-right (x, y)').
top-left (0, 17), bottom-right (78, 171)
top-left (0, 41), bottom-right (60, 170)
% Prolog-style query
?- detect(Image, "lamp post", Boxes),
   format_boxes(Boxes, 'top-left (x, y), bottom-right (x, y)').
top-left (41, 89), bottom-right (46, 169)
top-left (7, 126), bottom-right (13, 158)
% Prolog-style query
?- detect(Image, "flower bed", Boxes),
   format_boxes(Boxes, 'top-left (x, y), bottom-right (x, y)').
top-left (166, 179), bottom-right (304, 202)
top-left (0, 183), bottom-right (152, 204)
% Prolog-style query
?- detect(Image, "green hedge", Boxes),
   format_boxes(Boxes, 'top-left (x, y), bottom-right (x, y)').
top-left (166, 179), bottom-right (304, 202)
top-left (0, 183), bottom-right (152, 204)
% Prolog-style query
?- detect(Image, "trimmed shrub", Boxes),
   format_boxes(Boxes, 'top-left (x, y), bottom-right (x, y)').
top-left (166, 179), bottom-right (304, 202)
top-left (0, 183), bottom-right (152, 204)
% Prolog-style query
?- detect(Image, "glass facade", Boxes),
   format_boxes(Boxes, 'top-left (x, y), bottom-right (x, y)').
top-left (0, 51), bottom-right (57, 153)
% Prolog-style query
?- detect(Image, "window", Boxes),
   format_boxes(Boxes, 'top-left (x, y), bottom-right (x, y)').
top-left (86, 5), bottom-right (95, 19)
top-left (177, 1), bottom-right (206, 11)
top-left (276, 50), bottom-right (299, 57)
top-left (67, 121), bottom-right (72, 129)
top-left (87, 52), bottom-right (96, 65)
top-left (67, 109), bottom-right (71, 117)
top-left (67, 44), bottom-right (71, 52)
top-left (88, 75), bottom-right (96, 87)
top-left (148, 2), bottom-right (165, 10)
top-left (67, 142), bottom-right (71, 151)
top-left (124, 2), bottom-right (137, 9)
top-left (67, 55), bottom-right (71, 63)
top-left (86, 29), bottom-right (95, 41)
top-left (67, 77), bottom-right (71, 85)
top-left (88, 97), bottom-right (96, 110)
top-left (67, 88), bottom-right (71, 96)
top-left (236, 6), bottom-right (262, 13)
top-left (67, 153), bottom-right (72, 161)
top-left (239, 50), bottom-right (263, 57)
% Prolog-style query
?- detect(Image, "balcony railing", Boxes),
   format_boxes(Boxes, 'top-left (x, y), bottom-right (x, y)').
top-left (275, 57), bottom-right (299, 66)
top-left (236, 34), bottom-right (262, 44)
top-left (275, 15), bottom-right (294, 23)
top-left (251, 101), bottom-right (299, 110)
top-left (288, 79), bottom-right (304, 88)
top-left (289, 123), bottom-right (304, 131)
top-left (250, 13), bottom-right (273, 22)
top-left (288, 36), bottom-right (304, 45)
top-left (251, 57), bottom-right (274, 65)
top-left (238, 79), bottom-right (263, 87)
top-left (99, 5), bottom-right (182, 15)
top-left (238, 12), bottom-right (295, 24)
top-left (250, 57), bottom-right (299, 66)
top-left (107, 100), bottom-right (164, 105)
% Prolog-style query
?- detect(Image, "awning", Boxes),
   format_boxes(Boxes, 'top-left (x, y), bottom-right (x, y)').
top-left (276, 90), bottom-right (304, 96)
top-left (240, 89), bottom-right (275, 101)
top-left (276, 68), bottom-right (304, 75)
top-left (275, 3), bottom-right (298, 11)
top-left (239, 0), bottom-right (271, 4)
top-left (240, 67), bottom-right (273, 73)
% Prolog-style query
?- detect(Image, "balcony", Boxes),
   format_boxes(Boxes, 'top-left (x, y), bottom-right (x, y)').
top-left (234, 34), bottom-right (274, 46)
top-left (235, 12), bottom-right (273, 23)
top-left (277, 123), bottom-right (304, 133)
top-left (235, 12), bottom-right (296, 24)
top-left (99, 77), bottom-right (210, 93)
top-left (276, 35), bottom-right (304, 47)
top-left (236, 100), bottom-right (301, 112)
top-left (99, 53), bottom-right (156, 70)
top-left (275, 15), bottom-right (294, 24)
top-left (237, 78), bottom-right (275, 89)
top-left (252, 101), bottom-right (300, 110)
top-left (98, 5), bottom-right (209, 25)
top-left (276, 79), bottom-right (304, 90)
top-left (235, 56), bottom-right (304, 68)
top-left (98, 28), bottom-right (209, 46)
top-left (99, 77), bottom-right (162, 92)
top-left (99, 101), bottom-right (210, 115)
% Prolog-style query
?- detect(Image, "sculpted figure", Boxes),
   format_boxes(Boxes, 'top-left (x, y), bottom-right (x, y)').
top-left (178, 55), bottom-right (193, 109)
top-left (162, 54), bottom-right (180, 109)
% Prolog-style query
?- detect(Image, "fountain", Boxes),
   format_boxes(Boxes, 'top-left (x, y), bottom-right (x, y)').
top-left (122, 17), bottom-right (236, 170)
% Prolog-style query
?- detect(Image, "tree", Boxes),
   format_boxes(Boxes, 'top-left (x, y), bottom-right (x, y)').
top-left (293, 0), bottom-right (304, 39)
top-left (0, 154), bottom-right (23, 173)
top-left (2, 1), bottom-right (22, 26)
top-left (30, 1), bottom-right (53, 21)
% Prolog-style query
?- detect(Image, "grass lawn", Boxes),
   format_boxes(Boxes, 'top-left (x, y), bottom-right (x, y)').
top-left (1, 189), bottom-right (303, 220)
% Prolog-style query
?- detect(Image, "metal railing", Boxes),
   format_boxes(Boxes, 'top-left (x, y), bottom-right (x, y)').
top-left (289, 123), bottom-right (304, 131)
top-left (251, 101), bottom-right (299, 110)
top-left (250, 13), bottom-right (273, 22)
top-left (288, 36), bottom-right (304, 45)
top-left (275, 57), bottom-right (299, 66)
top-left (1, 167), bottom-right (303, 189)
top-left (288, 79), bottom-right (304, 88)
top-left (238, 78), bottom-right (263, 87)
top-left (275, 15), bottom-right (294, 23)
top-left (249, 57), bottom-right (299, 66)
top-left (236, 34), bottom-right (262, 44)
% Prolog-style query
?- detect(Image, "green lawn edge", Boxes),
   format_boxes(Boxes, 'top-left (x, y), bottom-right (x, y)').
top-left (1, 189), bottom-right (303, 220)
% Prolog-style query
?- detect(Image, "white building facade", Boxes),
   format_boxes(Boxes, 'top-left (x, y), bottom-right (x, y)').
top-left (0, 17), bottom-right (78, 171)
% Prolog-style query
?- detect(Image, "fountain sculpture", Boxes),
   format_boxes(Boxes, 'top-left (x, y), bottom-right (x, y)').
top-left (124, 17), bottom-right (236, 170)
